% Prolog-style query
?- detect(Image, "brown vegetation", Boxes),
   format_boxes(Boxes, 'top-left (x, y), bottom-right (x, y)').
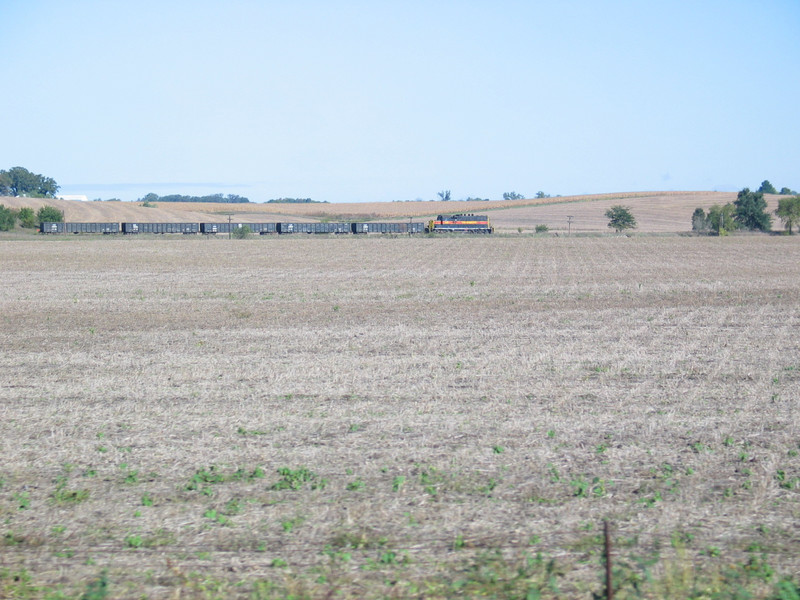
top-left (1, 236), bottom-right (798, 598)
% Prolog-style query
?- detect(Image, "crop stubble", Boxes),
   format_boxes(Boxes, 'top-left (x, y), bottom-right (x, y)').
top-left (1, 235), bottom-right (799, 597)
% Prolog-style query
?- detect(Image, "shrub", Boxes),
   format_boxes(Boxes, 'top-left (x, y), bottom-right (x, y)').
top-left (17, 207), bottom-right (36, 228)
top-left (692, 208), bottom-right (710, 233)
top-left (535, 224), bottom-right (549, 234)
top-left (707, 203), bottom-right (736, 235)
top-left (0, 204), bottom-right (17, 231)
top-left (36, 205), bottom-right (64, 223)
top-left (232, 225), bottom-right (252, 239)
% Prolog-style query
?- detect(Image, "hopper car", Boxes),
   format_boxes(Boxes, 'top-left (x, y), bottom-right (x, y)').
top-left (40, 222), bottom-right (120, 234)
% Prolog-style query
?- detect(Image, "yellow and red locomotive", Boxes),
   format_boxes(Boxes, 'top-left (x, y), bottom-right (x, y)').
top-left (425, 214), bottom-right (494, 234)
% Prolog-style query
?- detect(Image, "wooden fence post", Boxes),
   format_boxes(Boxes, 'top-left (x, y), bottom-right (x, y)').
top-left (604, 519), bottom-right (613, 600)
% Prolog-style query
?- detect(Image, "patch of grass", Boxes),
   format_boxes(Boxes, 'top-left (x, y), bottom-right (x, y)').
top-left (346, 478), bottom-right (365, 491)
top-left (271, 467), bottom-right (327, 491)
top-left (186, 466), bottom-right (227, 491)
top-left (237, 426), bottom-right (268, 436)
top-left (14, 492), bottom-right (30, 510)
top-left (52, 474), bottom-right (89, 504)
top-left (203, 509), bottom-right (232, 526)
top-left (281, 515), bottom-right (305, 533)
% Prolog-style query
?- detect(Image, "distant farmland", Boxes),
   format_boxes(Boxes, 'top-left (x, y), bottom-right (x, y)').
top-left (2, 190), bottom-right (781, 233)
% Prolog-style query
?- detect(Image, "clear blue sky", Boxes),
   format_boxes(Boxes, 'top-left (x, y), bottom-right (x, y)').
top-left (1, 1), bottom-right (798, 202)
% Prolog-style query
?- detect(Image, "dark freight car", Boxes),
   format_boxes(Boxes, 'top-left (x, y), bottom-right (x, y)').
top-left (201, 222), bottom-right (278, 235)
top-left (308, 222), bottom-right (350, 234)
top-left (122, 223), bottom-right (199, 234)
top-left (200, 222), bottom-right (228, 234)
top-left (67, 222), bottom-right (120, 234)
top-left (277, 222), bottom-right (314, 234)
top-left (39, 222), bottom-right (120, 234)
top-left (249, 223), bottom-right (278, 235)
top-left (40, 222), bottom-right (64, 233)
top-left (351, 222), bottom-right (424, 234)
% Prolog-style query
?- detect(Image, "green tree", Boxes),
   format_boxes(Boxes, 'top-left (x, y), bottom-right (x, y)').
top-left (692, 207), bottom-right (710, 233)
top-left (0, 204), bottom-right (18, 231)
top-left (707, 203), bottom-right (737, 235)
top-left (757, 180), bottom-right (777, 194)
top-left (734, 188), bottom-right (771, 231)
top-left (503, 191), bottom-right (524, 200)
top-left (17, 207), bottom-right (37, 228)
top-left (775, 196), bottom-right (800, 234)
top-left (779, 187), bottom-right (797, 195)
top-left (0, 171), bottom-right (11, 196)
top-left (605, 205), bottom-right (636, 232)
top-left (36, 205), bottom-right (64, 223)
top-left (437, 190), bottom-right (451, 201)
top-left (0, 166), bottom-right (59, 198)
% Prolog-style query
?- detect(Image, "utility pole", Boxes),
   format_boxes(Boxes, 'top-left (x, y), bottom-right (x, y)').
top-left (228, 215), bottom-right (232, 240)
top-left (567, 216), bottom-right (573, 236)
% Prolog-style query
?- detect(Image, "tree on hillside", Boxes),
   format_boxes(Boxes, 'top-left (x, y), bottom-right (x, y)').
top-left (780, 187), bottom-right (797, 195)
top-left (17, 207), bottom-right (37, 228)
top-left (0, 166), bottom-right (59, 198)
top-left (0, 204), bottom-right (18, 230)
top-left (692, 207), bottom-right (710, 233)
top-left (775, 196), bottom-right (800, 234)
top-left (757, 180), bottom-right (777, 195)
top-left (734, 188), bottom-right (771, 231)
top-left (605, 205), bottom-right (636, 232)
top-left (438, 190), bottom-right (451, 201)
top-left (503, 191), bottom-right (524, 200)
top-left (707, 203), bottom-right (737, 235)
top-left (36, 205), bottom-right (64, 223)
top-left (0, 171), bottom-right (11, 196)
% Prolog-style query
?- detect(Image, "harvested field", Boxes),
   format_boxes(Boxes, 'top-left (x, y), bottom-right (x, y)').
top-left (1, 235), bottom-right (799, 598)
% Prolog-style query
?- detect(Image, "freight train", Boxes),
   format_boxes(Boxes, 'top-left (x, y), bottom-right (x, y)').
top-left (39, 214), bottom-right (493, 235)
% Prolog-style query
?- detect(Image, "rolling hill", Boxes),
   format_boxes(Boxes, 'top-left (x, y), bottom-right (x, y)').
top-left (0, 191), bottom-right (780, 233)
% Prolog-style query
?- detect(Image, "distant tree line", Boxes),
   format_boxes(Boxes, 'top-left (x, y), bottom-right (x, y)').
top-left (0, 166), bottom-right (59, 198)
top-left (692, 181), bottom-right (800, 235)
top-left (757, 179), bottom-right (797, 196)
top-left (503, 191), bottom-right (524, 200)
top-left (266, 198), bottom-right (328, 204)
top-left (139, 193), bottom-right (250, 204)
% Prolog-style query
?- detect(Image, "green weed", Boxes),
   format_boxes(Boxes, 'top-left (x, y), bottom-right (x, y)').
top-left (271, 466), bottom-right (327, 491)
top-left (52, 475), bottom-right (89, 504)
